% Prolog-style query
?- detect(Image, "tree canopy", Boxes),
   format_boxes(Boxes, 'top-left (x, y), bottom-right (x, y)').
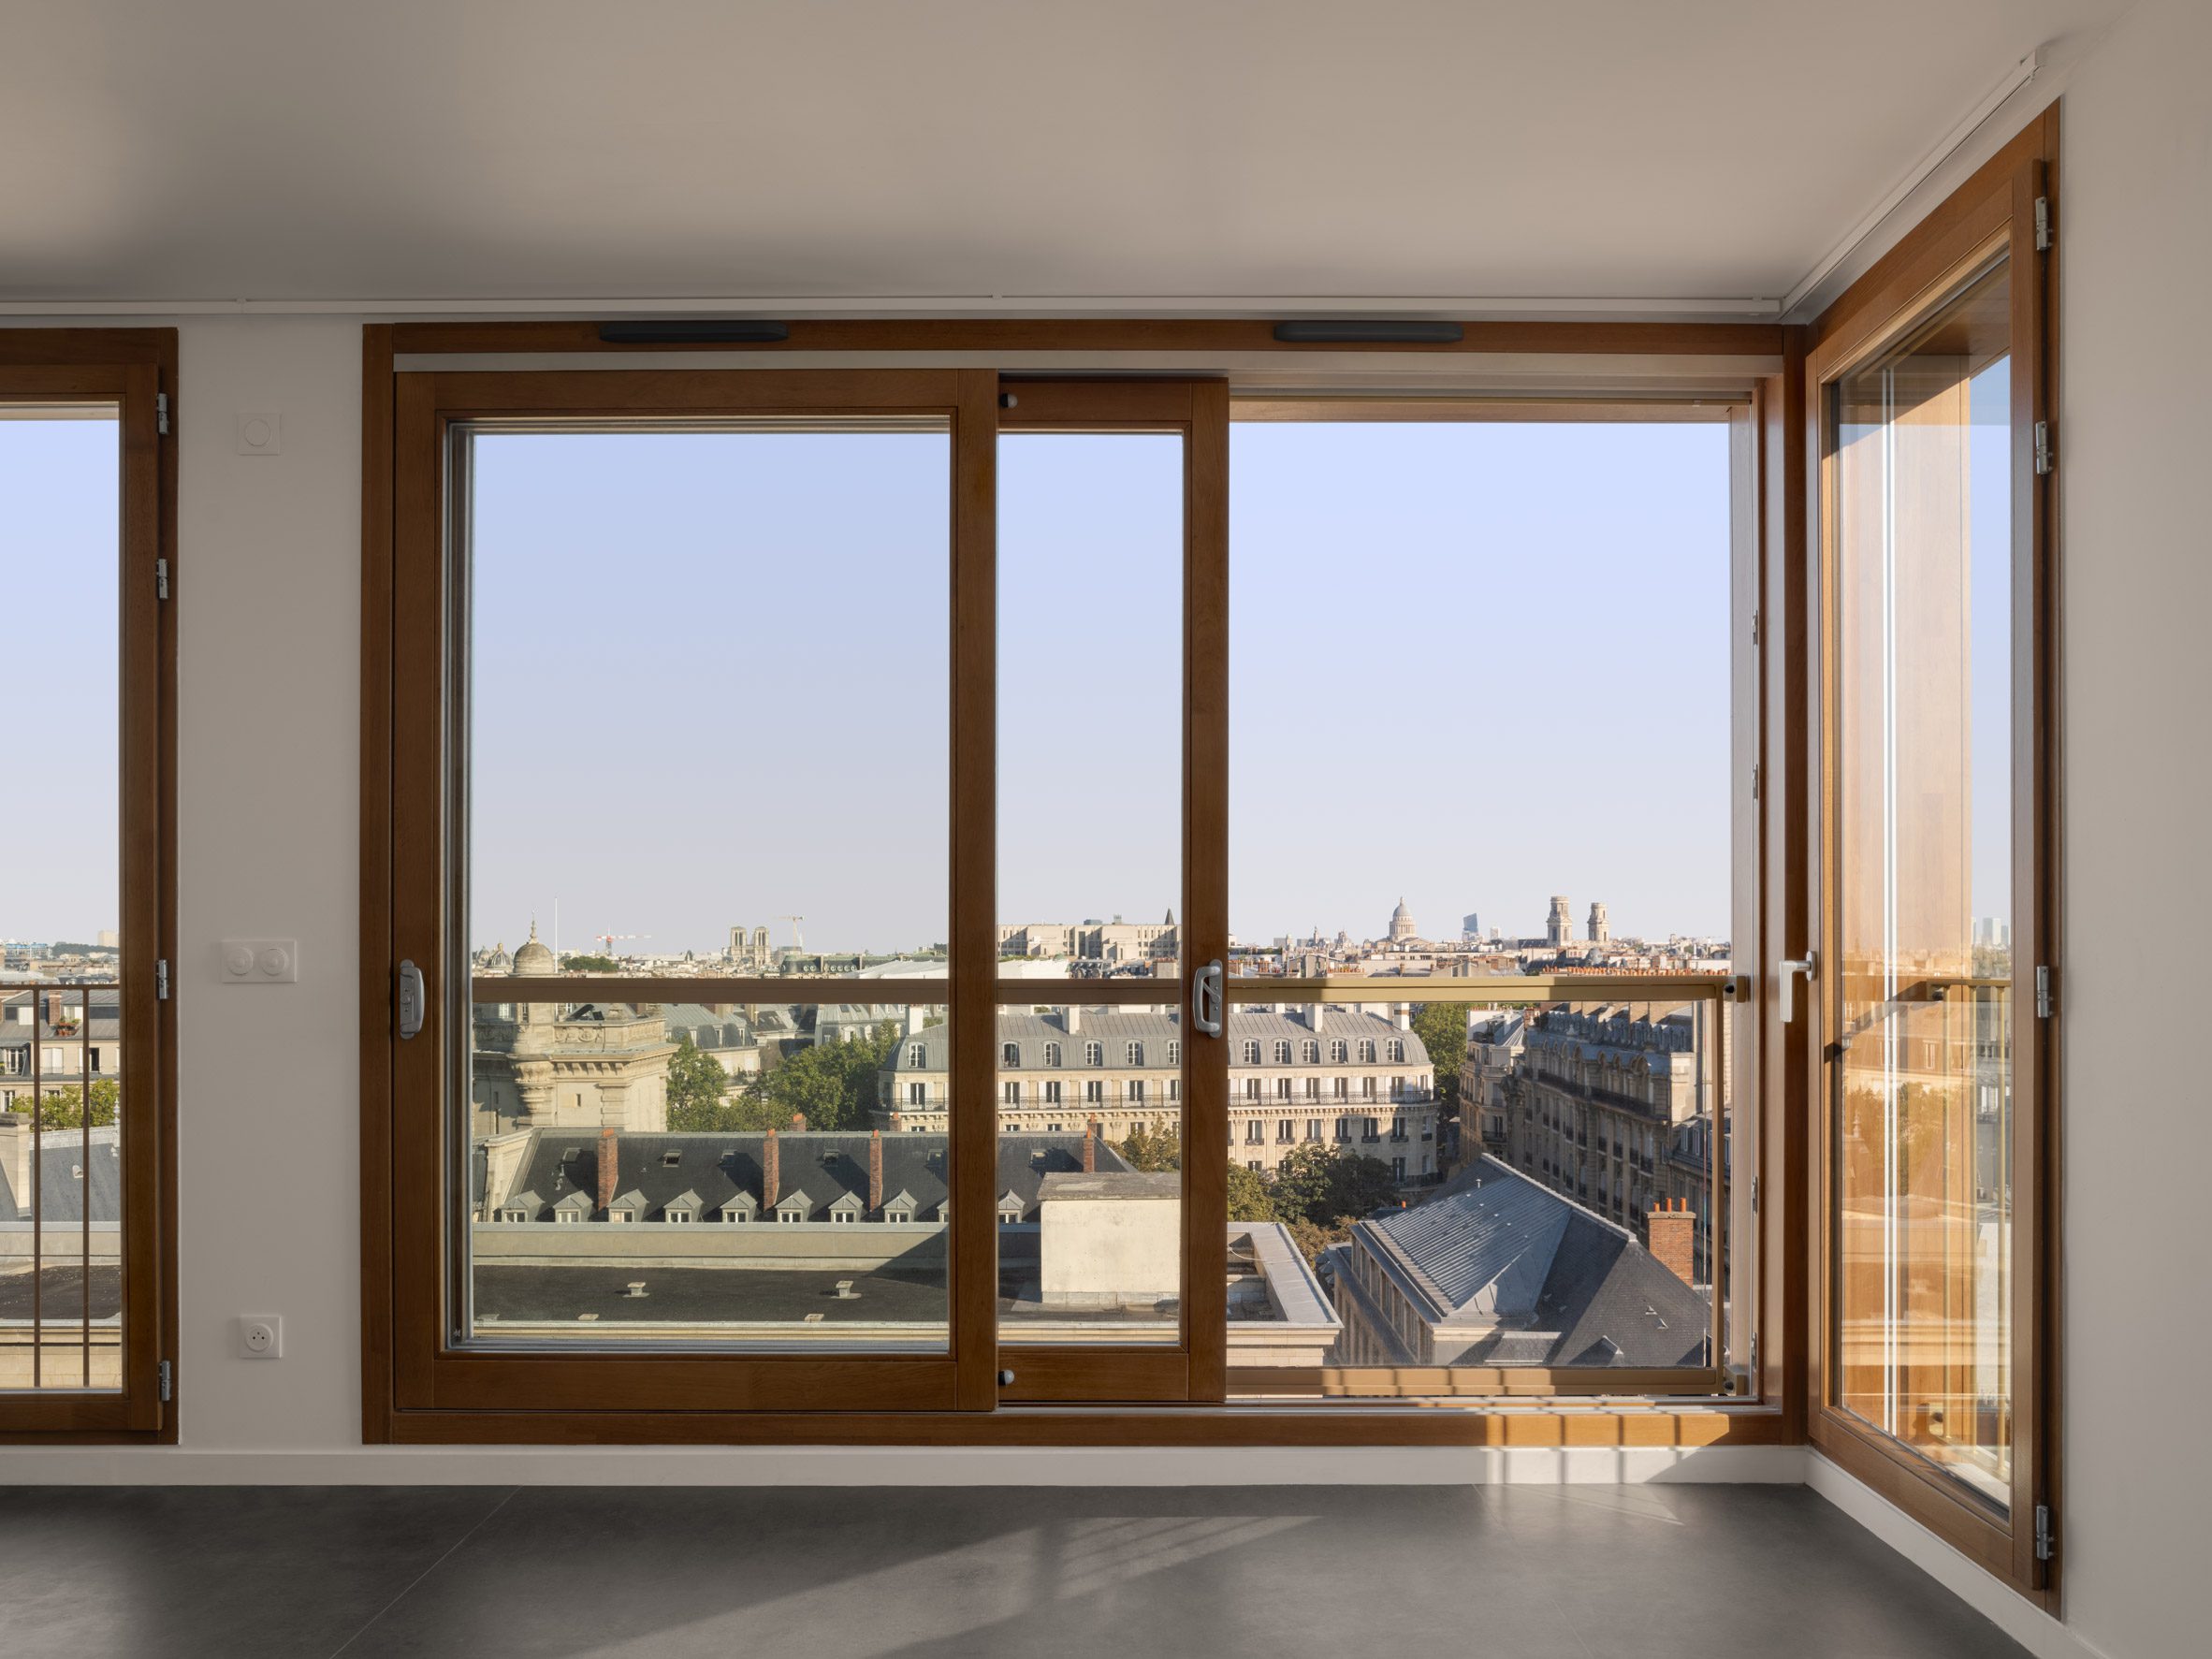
top-left (558, 953), bottom-right (621, 973)
top-left (20, 1079), bottom-right (119, 1129)
top-left (1409, 1002), bottom-right (1470, 1106)
top-left (662, 1035), bottom-right (735, 1132)
top-left (746, 1020), bottom-right (899, 1133)
top-left (1268, 1142), bottom-right (1400, 1230)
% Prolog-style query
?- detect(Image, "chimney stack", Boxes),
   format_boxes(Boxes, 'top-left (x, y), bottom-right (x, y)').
top-left (762, 1129), bottom-right (780, 1211)
top-left (1082, 1119), bottom-right (1099, 1172)
top-left (1647, 1199), bottom-right (1695, 1286)
top-left (1063, 1005), bottom-right (1081, 1034)
top-left (1310, 1003), bottom-right (1326, 1034)
top-left (44, 991), bottom-right (62, 1026)
top-left (869, 1129), bottom-right (884, 1215)
top-left (596, 1128), bottom-right (618, 1215)
top-left (791, 1112), bottom-right (807, 1133)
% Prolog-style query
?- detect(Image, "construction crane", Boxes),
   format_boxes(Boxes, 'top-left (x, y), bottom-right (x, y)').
top-left (777, 915), bottom-right (805, 949)
top-left (594, 933), bottom-right (648, 958)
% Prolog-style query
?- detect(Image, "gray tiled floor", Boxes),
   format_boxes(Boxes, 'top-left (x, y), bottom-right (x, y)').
top-left (0, 1484), bottom-right (2027, 1658)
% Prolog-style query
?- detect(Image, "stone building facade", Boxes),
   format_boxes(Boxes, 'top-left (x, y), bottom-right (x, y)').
top-left (880, 1004), bottom-right (1440, 1182)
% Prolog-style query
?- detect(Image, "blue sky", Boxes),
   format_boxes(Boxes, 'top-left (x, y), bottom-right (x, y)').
top-left (1, 417), bottom-right (120, 943)
top-left (4, 412), bottom-right (1761, 957)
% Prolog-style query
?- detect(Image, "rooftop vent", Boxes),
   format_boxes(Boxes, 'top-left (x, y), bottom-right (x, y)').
top-left (622, 1282), bottom-right (648, 1299)
top-left (661, 1150), bottom-right (681, 1166)
top-left (833, 1279), bottom-right (860, 1301)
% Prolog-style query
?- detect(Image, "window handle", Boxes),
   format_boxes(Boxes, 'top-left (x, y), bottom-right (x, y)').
top-left (398, 958), bottom-right (426, 1041)
top-left (1780, 953), bottom-right (1818, 1025)
top-left (1191, 960), bottom-right (1224, 1039)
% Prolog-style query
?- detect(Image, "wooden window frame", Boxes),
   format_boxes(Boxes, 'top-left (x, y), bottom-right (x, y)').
top-left (360, 320), bottom-right (1802, 1446)
top-left (0, 328), bottom-right (178, 1444)
top-left (1803, 108), bottom-right (2061, 1605)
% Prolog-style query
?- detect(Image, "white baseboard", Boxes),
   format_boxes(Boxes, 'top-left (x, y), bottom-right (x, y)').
top-left (0, 1441), bottom-right (1806, 1487)
top-left (1806, 1452), bottom-right (2106, 1659)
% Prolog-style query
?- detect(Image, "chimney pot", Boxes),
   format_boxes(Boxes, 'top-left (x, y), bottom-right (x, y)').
top-left (1083, 1119), bottom-right (1099, 1172)
top-left (791, 1112), bottom-right (807, 1132)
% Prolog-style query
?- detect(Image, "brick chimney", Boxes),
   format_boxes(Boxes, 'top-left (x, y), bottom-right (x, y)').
top-left (762, 1129), bottom-right (780, 1211)
top-left (868, 1128), bottom-right (884, 1215)
top-left (791, 1112), bottom-right (807, 1133)
top-left (596, 1128), bottom-right (618, 1215)
top-left (1082, 1119), bottom-right (1098, 1172)
top-left (1647, 1198), bottom-right (1695, 1285)
top-left (44, 991), bottom-right (63, 1026)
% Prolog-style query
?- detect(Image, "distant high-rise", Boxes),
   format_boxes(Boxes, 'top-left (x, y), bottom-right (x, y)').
top-left (1588, 901), bottom-right (1609, 944)
top-left (1546, 895), bottom-right (1573, 949)
top-left (1462, 911), bottom-right (1481, 942)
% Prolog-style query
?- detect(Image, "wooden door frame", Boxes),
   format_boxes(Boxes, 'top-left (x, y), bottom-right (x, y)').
top-left (1803, 106), bottom-right (2060, 1606)
top-left (360, 319), bottom-right (1802, 1445)
top-left (373, 361), bottom-right (1000, 1419)
top-left (0, 329), bottom-right (178, 1443)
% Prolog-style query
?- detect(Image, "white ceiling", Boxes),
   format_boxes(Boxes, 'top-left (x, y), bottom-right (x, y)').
top-left (0, 0), bottom-right (2127, 313)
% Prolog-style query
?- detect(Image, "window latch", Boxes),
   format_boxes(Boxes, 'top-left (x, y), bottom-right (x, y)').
top-left (397, 959), bottom-right (426, 1041)
top-left (1780, 953), bottom-right (1818, 1024)
top-left (1191, 960), bottom-right (1224, 1039)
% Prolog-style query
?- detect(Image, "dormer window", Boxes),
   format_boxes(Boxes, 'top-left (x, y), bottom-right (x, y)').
top-left (996, 1191), bottom-right (1025, 1225)
top-left (1125, 1041), bottom-right (1143, 1066)
top-left (1002, 1041), bottom-right (1021, 1067)
top-left (1302, 1040), bottom-right (1319, 1063)
top-left (1242, 1040), bottom-right (1260, 1063)
top-left (1273, 1040), bottom-right (1291, 1063)
top-left (1043, 1042), bottom-right (1061, 1066)
top-left (1084, 1041), bottom-right (1102, 1066)
top-left (908, 1043), bottom-right (926, 1066)
top-left (1330, 1041), bottom-right (1347, 1063)
top-left (1166, 1041), bottom-right (1180, 1064)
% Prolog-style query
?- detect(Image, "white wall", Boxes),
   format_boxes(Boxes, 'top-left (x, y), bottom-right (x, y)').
top-left (2048, 0), bottom-right (2212, 1654)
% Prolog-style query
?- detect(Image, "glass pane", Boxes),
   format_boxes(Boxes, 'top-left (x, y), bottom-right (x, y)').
top-left (0, 409), bottom-right (124, 1391)
top-left (1227, 993), bottom-right (1724, 1395)
top-left (465, 423), bottom-right (950, 975)
top-left (997, 432), bottom-right (1183, 973)
top-left (468, 1001), bottom-right (948, 1347)
top-left (457, 419), bottom-right (953, 1351)
top-left (1228, 415), bottom-right (1739, 1391)
top-left (1831, 256), bottom-right (2014, 1507)
top-left (997, 432), bottom-right (1185, 1344)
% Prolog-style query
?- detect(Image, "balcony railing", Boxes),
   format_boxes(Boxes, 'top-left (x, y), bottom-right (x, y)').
top-left (0, 981), bottom-right (124, 1394)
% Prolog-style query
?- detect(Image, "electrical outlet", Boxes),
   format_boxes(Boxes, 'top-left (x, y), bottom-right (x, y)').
top-left (239, 1316), bottom-right (283, 1359)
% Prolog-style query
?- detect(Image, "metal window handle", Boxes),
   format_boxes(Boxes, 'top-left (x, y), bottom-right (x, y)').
top-left (1192, 959), bottom-right (1224, 1039)
top-left (1780, 953), bottom-right (1818, 1025)
top-left (398, 959), bottom-right (426, 1041)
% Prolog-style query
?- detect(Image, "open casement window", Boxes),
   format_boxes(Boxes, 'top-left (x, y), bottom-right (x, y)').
top-left (365, 322), bottom-right (1794, 1443)
top-left (0, 331), bottom-right (175, 1440)
top-left (1808, 111), bottom-right (2058, 1597)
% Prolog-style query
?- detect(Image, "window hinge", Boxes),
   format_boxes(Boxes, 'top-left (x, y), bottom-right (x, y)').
top-left (1750, 1173), bottom-right (1760, 1215)
top-left (155, 557), bottom-right (170, 601)
top-left (2035, 1503), bottom-right (2056, 1563)
top-left (155, 392), bottom-right (170, 436)
top-left (155, 959), bottom-right (170, 1001)
top-left (2035, 965), bottom-right (2055, 1020)
top-left (1751, 763), bottom-right (1761, 802)
top-left (2034, 420), bottom-right (2054, 475)
top-left (1750, 608), bottom-right (1761, 648)
top-left (2034, 196), bottom-right (2052, 252)
top-left (157, 1360), bottom-right (173, 1403)
top-left (1748, 1333), bottom-right (1759, 1378)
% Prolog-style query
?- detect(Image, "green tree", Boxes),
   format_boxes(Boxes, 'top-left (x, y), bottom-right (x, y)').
top-left (558, 953), bottom-right (621, 973)
top-left (663, 1036), bottom-right (735, 1132)
top-left (1226, 1162), bottom-right (1275, 1223)
top-left (1269, 1142), bottom-right (1401, 1229)
top-left (1410, 1002), bottom-right (1469, 1111)
top-left (22, 1079), bottom-right (120, 1129)
top-left (1117, 1117), bottom-right (1182, 1172)
top-left (754, 1019), bottom-right (900, 1132)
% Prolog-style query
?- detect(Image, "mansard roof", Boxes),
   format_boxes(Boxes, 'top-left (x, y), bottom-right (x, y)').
top-left (888, 1007), bottom-right (1428, 1071)
top-left (1353, 1156), bottom-right (1710, 1369)
top-left (491, 1129), bottom-right (1130, 1223)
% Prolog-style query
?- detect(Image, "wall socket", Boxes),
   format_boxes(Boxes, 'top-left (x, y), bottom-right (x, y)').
top-left (238, 1316), bottom-right (283, 1359)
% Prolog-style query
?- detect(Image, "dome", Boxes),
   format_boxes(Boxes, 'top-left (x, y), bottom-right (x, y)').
top-left (1391, 897), bottom-right (1412, 922)
top-left (513, 921), bottom-right (556, 977)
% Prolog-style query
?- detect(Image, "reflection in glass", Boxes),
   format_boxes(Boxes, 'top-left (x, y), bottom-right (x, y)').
top-left (1831, 256), bottom-right (2015, 1506)
top-left (0, 413), bottom-right (124, 1391)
